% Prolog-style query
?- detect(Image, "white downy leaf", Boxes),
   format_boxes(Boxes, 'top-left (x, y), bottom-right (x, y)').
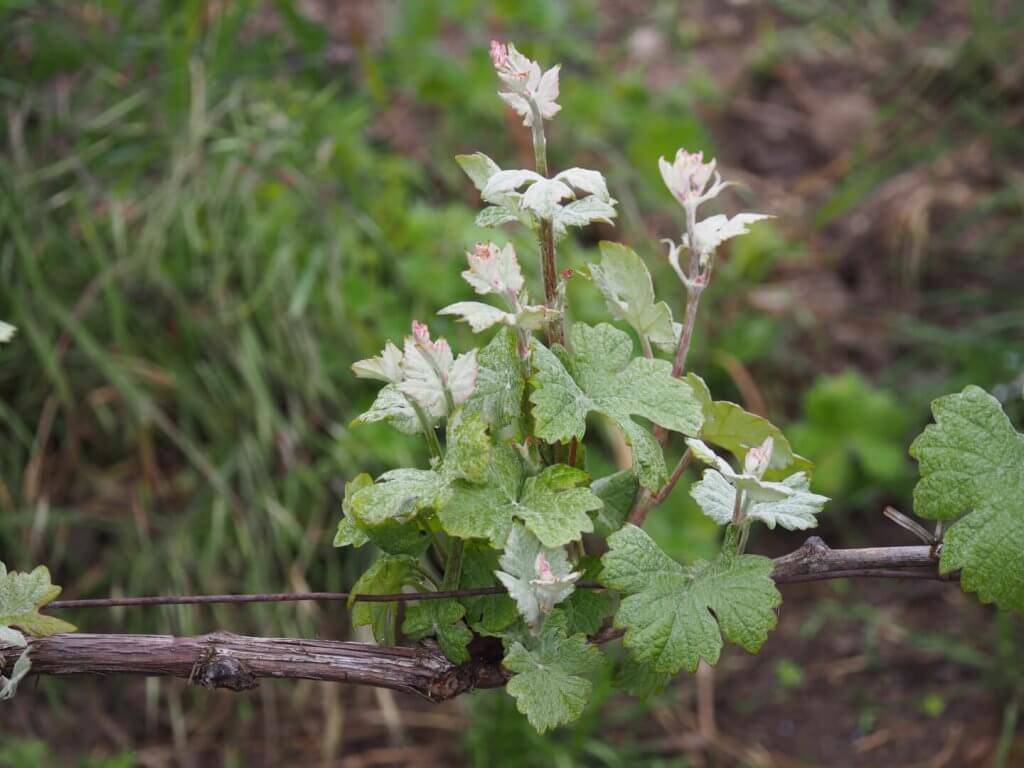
top-left (495, 524), bottom-right (580, 627)
top-left (554, 168), bottom-right (610, 201)
top-left (351, 341), bottom-right (404, 384)
top-left (455, 152), bottom-right (502, 192)
top-left (684, 213), bottom-right (773, 257)
top-left (521, 179), bottom-right (574, 219)
top-left (0, 322), bottom-right (15, 344)
top-left (461, 243), bottom-right (525, 297)
top-left (482, 169), bottom-right (544, 202)
top-left (686, 438), bottom-right (793, 502)
top-left (692, 470), bottom-right (828, 530)
top-left (440, 302), bottom-right (517, 333)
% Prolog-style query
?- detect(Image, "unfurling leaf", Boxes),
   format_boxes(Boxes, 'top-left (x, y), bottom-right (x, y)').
top-left (529, 323), bottom-right (703, 489)
top-left (490, 42), bottom-right (562, 127)
top-left (684, 213), bottom-right (773, 257)
top-left (686, 438), bottom-right (793, 502)
top-left (601, 525), bottom-right (780, 674)
top-left (494, 524), bottom-right (581, 626)
top-left (461, 327), bottom-right (525, 434)
top-left (691, 470), bottom-right (828, 530)
top-left (503, 611), bottom-right (604, 733)
top-left (0, 321), bottom-right (15, 344)
top-left (910, 385), bottom-right (1024, 612)
top-left (399, 323), bottom-right (478, 421)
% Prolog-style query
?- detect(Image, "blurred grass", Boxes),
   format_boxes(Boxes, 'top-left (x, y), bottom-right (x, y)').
top-left (1, 0), bottom-right (1022, 764)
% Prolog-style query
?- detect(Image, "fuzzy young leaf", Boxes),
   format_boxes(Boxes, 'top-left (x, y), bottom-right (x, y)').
top-left (521, 178), bottom-right (574, 219)
top-left (686, 373), bottom-right (812, 480)
top-left (553, 197), bottom-right (618, 237)
top-left (399, 332), bottom-right (478, 421)
top-left (462, 327), bottom-right (525, 433)
top-left (686, 438), bottom-right (793, 502)
top-left (691, 470), bottom-right (828, 530)
top-left (445, 412), bottom-right (492, 483)
top-left (495, 524), bottom-right (581, 626)
top-left (503, 611), bottom-right (604, 733)
top-left (475, 205), bottom-right (523, 228)
top-left (554, 168), bottom-right (611, 201)
top-left (0, 321), bottom-right (16, 344)
top-left (351, 384), bottom-right (422, 435)
top-left (455, 152), bottom-right (502, 191)
top-left (588, 242), bottom-right (676, 352)
top-left (910, 385), bottom-right (1024, 612)
top-left (0, 563), bottom-right (76, 637)
top-left (602, 525), bottom-right (780, 673)
top-left (352, 341), bottom-right (404, 384)
top-left (401, 599), bottom-right (473, 664)
top-left (529, 323), bottom-right (703, 489)
top-left (684, 213), bottom-right (773, 257)
top-left (440, 301), bottom-right (552, 334)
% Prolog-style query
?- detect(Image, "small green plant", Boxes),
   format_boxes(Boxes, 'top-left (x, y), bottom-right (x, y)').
top-left (326, 39), bottom-right (1024, 734)
top-left (334, 40), bottom-right (1024, 733)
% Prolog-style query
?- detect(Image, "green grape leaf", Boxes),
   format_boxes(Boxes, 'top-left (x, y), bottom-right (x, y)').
top-left (590, 470), bottom-right (639, 537)
top-left (495, 524), bottom-right (582, 626)
top-left (517, 465), bottom-right (601, 548)
top-left (909, 385), bottom-right (1024, 612)
top-left (349, 556), bottom-right (422, 644)
top-left (350, 469), bottom-right (451, 527)
top-left (686, 373), bottom-right (812, 481)
top-left (462, 327), bottom-right (525, 435)
top-left (440, 448), bottom-right (599, 548)
top-left (503, 611), bottom-right (604, 733)
top-left (617, 653), bottom-right (672, 700)
top-left (601, 525), bottom-right (780, 673)
top-left (691, 470), bottom-right (829, 530)
top-left (334, 474), bottom-right (372, 549)
top-left (588, 242), bottom-right (676, 352)
top-left (459, 543), bottom-right (518, 634)
top-left (0, 563), bottom-right (76, 637)
top-left (530, 323), bottom-right (703, 490)
top-left (401, 599), bottom-right (473, 664)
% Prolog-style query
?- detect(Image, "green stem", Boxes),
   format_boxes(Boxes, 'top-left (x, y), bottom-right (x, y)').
top-left (527, 97), bottom-right (565, 349)
top-left (441, 538), bottom-right (465, 591)
top-left (410, 400), bottom-right (443, 461)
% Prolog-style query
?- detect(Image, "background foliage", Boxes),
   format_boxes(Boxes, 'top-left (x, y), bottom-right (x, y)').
top-left (1, 0), bottom-right (1022, 765)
